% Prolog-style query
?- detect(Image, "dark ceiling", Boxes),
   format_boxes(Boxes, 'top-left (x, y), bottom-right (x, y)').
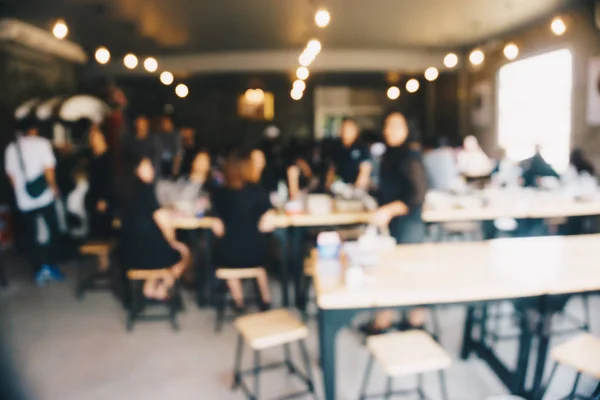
top-left (2, 0), bottom-right (583, 56)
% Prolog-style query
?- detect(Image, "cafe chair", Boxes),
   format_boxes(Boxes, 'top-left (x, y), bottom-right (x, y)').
top-left (537, 333), bottom-right (600, 400)
top-left (76, 241), bottom-right (115, 300)
top-left (213, 267), bottom-right (266, 333)
top-left (232, 309), bottom-right (316, 400)
top-left (125, 269), bottom-right (183, 332)
top-left (359, 330), bottom-right (451, 400)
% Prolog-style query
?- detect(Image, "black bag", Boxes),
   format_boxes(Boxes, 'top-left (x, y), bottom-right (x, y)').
top-left (15, 135), bottom-right (49, 198)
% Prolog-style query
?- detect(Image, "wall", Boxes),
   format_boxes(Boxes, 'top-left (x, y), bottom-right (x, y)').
top-left (465, 2), bottom-right (600, 165)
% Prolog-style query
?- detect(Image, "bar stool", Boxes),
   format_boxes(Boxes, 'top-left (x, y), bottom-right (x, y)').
top-left (213, 267), bottom-right (266, 333)
top-left (76, 241), bottom-right (114, 300)
top-left (126, 269), bottom-right (182, 332)
top-left (359, 330), bottom-right (451, 400)
top-left (232, 309), bottom-right (316, 400)
top-left (538, 333), bottom-right (600, 399)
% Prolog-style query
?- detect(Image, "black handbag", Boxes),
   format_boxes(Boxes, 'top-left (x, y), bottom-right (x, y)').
top-left (15, 135), bottom-right (49, 198)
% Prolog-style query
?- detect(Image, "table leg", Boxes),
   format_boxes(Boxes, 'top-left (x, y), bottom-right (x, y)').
top-left (277, 227), bottom-right (290, 307)
top-left (460, 305), bottom-right (476, 359)
top-left (319, 308), bottom-right (358, 400)
top-left (530, 297), bottom-right (553, 397)
top-left (291, 226), bottom-right (305, 310)
top-left (513, 304), bottom-right (534, 395)
top-left (196, 228), bottom-right (211, 308)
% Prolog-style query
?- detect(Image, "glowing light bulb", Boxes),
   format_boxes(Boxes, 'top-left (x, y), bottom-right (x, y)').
top-left (296, 66), bottom-right (309, 80)
top-left (406, 79), bottom-right (420, 93)
top-left (306, 39), bottom-right (322, 55)
top-left (424, 67), bottom-right (439, 81)
top-left (551, 17), bottom-right (566, 36)
top-left (315, 9), bottom-right (330, 28)
top-left (469, 49), bottom-right (485, 66)
top-left (387, 86), bottom-right (400, 100)
top-left (144, 57), bottom-right (158, 72)
top-left (291, 89), bottom-right (303, 100)
top-left (444, 53), bottom-right (458, 68)
top-left (123, 53), bottom-right (138, 69)
top-left (95, 47), bottom-right (110, 64)
top-left (503, 43), bottom-right (519, 60)
top-left (293, 80), bottom-right (306, 92)
top-left (52, 20), bottom-right (68, 39)
top-left (175, 84), bottom-right (189, 98)
top-left (160, 71), bottom-right (174, 85)
top-left (299, 52), bottom-right (314, 67)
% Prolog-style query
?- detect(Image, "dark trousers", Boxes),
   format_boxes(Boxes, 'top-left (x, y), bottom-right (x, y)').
top-left (21, 203), bottom-right (60, 274)
top-left (389, 211), bottom-right (426, 244)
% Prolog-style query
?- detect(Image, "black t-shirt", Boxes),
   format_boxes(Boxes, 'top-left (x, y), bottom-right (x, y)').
top-left (212, 184), bottom-right (272, 267)
top-left (330, 139), bottom-right (370, 184)
top-left (378, 145), bottom-right (427, 212)
top-left (86, 151), bottom-right (114, 207)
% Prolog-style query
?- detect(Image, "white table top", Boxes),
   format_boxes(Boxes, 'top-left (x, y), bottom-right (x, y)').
top-left (314, 235), bottom-right (600, 310)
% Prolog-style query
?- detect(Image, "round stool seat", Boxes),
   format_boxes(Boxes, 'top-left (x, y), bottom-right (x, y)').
top-left (79, 241), bottom-right (113, 256)
top-left (551, 333), bottom-right (600, 379)
top-left (235, 309), bottom-right (308, 350)
top-left (216, 267), bottom-right (264, 280)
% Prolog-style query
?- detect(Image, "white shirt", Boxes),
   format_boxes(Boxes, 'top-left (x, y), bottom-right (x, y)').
top-left (4, 135), bottom-right (56, 211)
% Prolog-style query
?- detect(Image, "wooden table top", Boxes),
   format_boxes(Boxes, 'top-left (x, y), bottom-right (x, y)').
top-left (314, 234), bottom-right (600, 310)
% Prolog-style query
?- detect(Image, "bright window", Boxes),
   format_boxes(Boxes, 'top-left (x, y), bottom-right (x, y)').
top-left (497, 48), bottom-right (572, 171)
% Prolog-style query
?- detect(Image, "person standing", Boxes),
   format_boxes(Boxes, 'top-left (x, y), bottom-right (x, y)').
top-left (4, 118), bottom-right (64, 285)
top-left (326, 117), bottom-right (372, 190)
top-left (155, 116), bottom-right (183, 179)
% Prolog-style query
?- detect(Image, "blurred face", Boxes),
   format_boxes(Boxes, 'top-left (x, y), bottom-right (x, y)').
top-left (136, 158), bottom-right (155, 183)
top-left (383, 112), bottom-right (409, 146)
top-left (135, 116), bottom-right (149, 138)
top-left (89, 125), bottom-right (106, 153)
top-left (251, 149), bottom-right (266, 175)
top-left (160, 117), bottom-right (174, 133)
top-left (181, 127), bottom-right (195, 146)
top-left (464, 135), bottom-right (479, 151)
top-left (192, 152), bottom-right (210, 175)
top-left (340, 120), bottom-right (359, 147)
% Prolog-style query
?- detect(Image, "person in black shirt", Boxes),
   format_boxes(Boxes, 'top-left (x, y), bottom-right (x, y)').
top-left (326, 118), bottom-right (372, 190)
top-left (286, 140), bottom-right (318, 199)
top-left (179, 126), bottom-right (199, 177)
top-left (120, 157), bottom-right (190, 300)
top-left (210, 152), bottom-right (276, 310)
top-left (85, 124), bottom-right (115, 243)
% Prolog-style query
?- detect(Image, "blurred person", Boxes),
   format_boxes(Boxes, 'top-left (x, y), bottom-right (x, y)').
top-left (326, 118), bottom-right (372, 190)
top-left (520, 145), bottom-right (559, 188)
top-left (246, 148), bottom-right (267, 185)
top-left (491, 148), bottom-right (522, 187)
top-left (180, 126), bottom-right (199, 176)
top-left (85, 124), bottom-right (115, 245)
top-left (155, 116), bottom-right (183, 179)
top-left (186, 150), bottom-right (216, 193)
top-left (566, 148), bottom-right (596, 235)
top-left (569, 148), bottom-right (595, 176)
top-left (4, 118), bottom-right (64, 285)
top-left (422, 137), bottom-right (463, 192)
top-left (210, 151), bottom-right (275, 311)
top-left (119, 157), bottom-right (190, 300)
top-left (287, 140), bottom-right (318, 199)
top-left (259, 125), bottom-right (286, 193)
top-left (127, 115), bottom-right (160, 170)
top-left (457, 135), bottom-right (495, 178)
top-left (364, 110), bottom-right (428, 335)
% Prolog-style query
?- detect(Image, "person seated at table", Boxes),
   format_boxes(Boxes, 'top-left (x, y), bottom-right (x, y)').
top-left (422, 137), bottom-right (463, 192)
top-left (286, 140), bottom-right (318, 200)
top-left (246, 148), bottom-right (267, 185)
top-left (520, 145), bottom-right (559, 187)
top-left (326, 117), bottom-right (372, 191)
top-left (210, 151), bottom-right (276, 311)
top-left (569, 148), bottom-right (595, 176)
top-left (119, 157), bottom-right (190, 300)
top-left (85, 124), bottom-right (115, 244)
top-left (457, 135), bottom-right (495, 180)
top-left (363, 109), bottom-right (429, 335)
top-left (185, 149), bottom-right (217, 195)
top-left (566, 148), bottom-right (597, 235)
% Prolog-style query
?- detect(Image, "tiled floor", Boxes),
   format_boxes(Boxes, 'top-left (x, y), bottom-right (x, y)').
top-left (0, 254), bottom-right (598, 400)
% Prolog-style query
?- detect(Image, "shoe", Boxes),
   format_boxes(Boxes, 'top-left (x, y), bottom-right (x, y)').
top-left (45, 265), bottom-right (65, 282)
top-left (34, 266), bottom-right (52, 287)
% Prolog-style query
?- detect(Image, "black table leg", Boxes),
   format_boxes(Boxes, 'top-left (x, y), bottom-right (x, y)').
top-left (319, 308), bottom-right (358, 400)
top-left (460, 305), bottom-right (477, 359)
top-left (513, 304), bottom-right (534, 395)
top-left (277, 227), bottom-right (290, 307)
top-left (196, 228), bottom-right (211, 308)
top-left (530, 296), bottom-right (553, 397)
top-left (291, 226), bottom-right (305, 310)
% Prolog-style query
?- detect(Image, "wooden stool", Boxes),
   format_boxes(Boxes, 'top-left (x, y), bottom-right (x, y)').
top-left (214, 267), bottom-right (266, 333)
top-left (76, 241), bottom-right (114, 300)
top-left (359, 330), bottom-right (451, 400)
top-left (232, 309), bottom-right (316, 400)
top-left (126, 269), bottom-right (182, 332)
top-left (538, 333), bottom-right (600, 399)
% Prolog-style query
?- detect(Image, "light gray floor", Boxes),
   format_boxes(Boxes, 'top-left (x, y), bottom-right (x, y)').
top-left (0, 254), bottom-right (598, 400)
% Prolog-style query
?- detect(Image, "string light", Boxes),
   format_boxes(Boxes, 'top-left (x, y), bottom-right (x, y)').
top-left (503, 43), bottom-right (519, 60)
top-left (160, 71), bottom-right (174, 85)
top-left (406, 79), bottom-right (420, 93)
top-left (469, 49), bottom-right (485, 66)
top-left (551, 17), bottom-right (566, 36)
top-left (52, 20), bottom-right (68, 40)
top-left (175, 84), bottom-right (189, 98)
top-left (291, 89), bottom-right (303, 100)
top-left (306, 39), bottom-right (322, 56)
top-left (144, 57), bottom-right (158, 72)
top-left (95, 47), bottom-right (110, 64)
top-left (123, 53), bottom-right (138, 69)
top-left (296, 66), bottom-right (309, 80)
top-left (315, 9), bottom-right (330, 28)
top-left (387, 86), bottom-right (400, 100)
top-left (424, 67), bottom-right (439, 81)
top-left (444, 53), bottom-right (458, 68)
top-left (293, 80), bottom-right (306, 92)
top-left (299, 52), bottom-right (315, 67)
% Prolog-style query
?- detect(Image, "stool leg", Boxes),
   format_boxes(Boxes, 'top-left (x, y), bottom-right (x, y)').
top-left (215, 282), bottom-right (227, 333)
top-left (284, 343), bottom-right (295, 374)
top-left (384, 376), bottom-right (393, 400)
top-left (126, 280), bottom-right (137, 332)
top-left (358, 355), bottom-right (374, 400)
top-left (298, 340), bottom-right (315, 395)
top-left (438, 370), bottom-right (449, 400)
top-left (253, 350), bottom-right (260, 400)
top-left (536, 361), bottom-right (558, 400)
top-left (430, 306), bottom-right (441, 342)
top-left (232, 334), bottom-right (244, 390)
top-left (582, 295), bottom-right (591, 332)
top-left (416, 374), bottom-right (425, 400)
top-left (169, 285), bottom-right (179, 331)
top-left (568, 372), bottom-right (581, 399)
top-left (76, 256), bottom-right (84, 300)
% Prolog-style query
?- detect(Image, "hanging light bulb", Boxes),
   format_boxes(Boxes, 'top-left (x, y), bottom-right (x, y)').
top-left (123, 53), bottom-right (138, 69)
top-left (306, 39), bottom-right (322, 56)
top-left (444, 53), bottom-right (458, 68)
top-left (387, 86), bottom-right (400, 100)
top-left (175, 84), bottom-right (189, 98)
top-left (52, 19), bottom-right (68, 39)
top-left (406, 79), bottom-right (420, 93)
top-left (144, 57), bottom-right (158, 72)
top-left (291, 88), bottom-right (303, 100)
top-left (299, 52), bottom-right (315, 67)
top-left (424, 67), bottom-right (439, 82)
top-left (160, 71), bottom-right (174, 85)
top-left (95, 47), bottom-right (110, 64)
top-left (296, 66), bottom-right (309, 80)
top-left (293, 80), bottom-right (306, 92)
top-left (503, 43), bottom-right (519, 60)
top-left (315, 9), bottom-right (331, 28)
top-left (551, 17), bottom-right (566, 36)
top-left (469, 49), bottom-right (485, 66)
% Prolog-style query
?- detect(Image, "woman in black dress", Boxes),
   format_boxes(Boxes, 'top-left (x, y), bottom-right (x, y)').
top-left (85, 124), bottom-right (114, 241)
top-left (120, 157), bottom-right (190, 300)
top-left (210, 152), bottom-right (276, 309)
